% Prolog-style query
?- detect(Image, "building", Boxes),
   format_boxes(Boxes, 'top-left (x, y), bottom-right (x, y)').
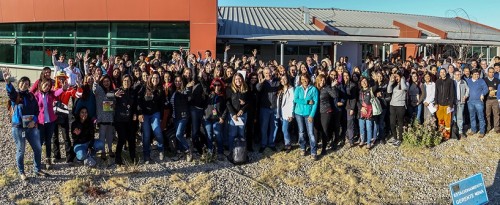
top-left (0, 0), bottom-right (218, 79)
top-left (0, 1), bottom-right (499, 79)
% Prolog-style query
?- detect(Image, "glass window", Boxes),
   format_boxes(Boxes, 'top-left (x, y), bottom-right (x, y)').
top-left (76, 39), bottom-right (108, 47)
top-left (17, 45), bottom-right (44, 65)
top-left (112, 48), bottom-right (148, 59)
top-left (151, 23), bottom-right (189, 39)
top-left (0, 44), bottom-right (15, 63)
top-left (0, 24), bottom-right (15, 37)
top-left (111, 40), bottom-right (148, 48)
top-left (17, 24), bottom-right (44, 37)
top-left (150, 40), bottom-right (189, 48)
top-left (45, 23), bottom-right (75, 37)
top-left (276, 45), bottom-right (298, 55)
top-left (76, 23), bottom-right (108, 38)
top-left (17, 38), bottom-right (43, 45)
top-left (44, 38), bottom-right (74, 45)
top-left (111, 23), bottom-right (148, 39)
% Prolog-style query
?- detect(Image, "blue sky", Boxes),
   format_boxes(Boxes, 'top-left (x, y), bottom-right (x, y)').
top-left (218, 0), bottom-right (500, 29)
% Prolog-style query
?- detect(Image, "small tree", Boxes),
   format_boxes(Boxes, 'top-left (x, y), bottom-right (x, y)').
top-left (402, 117), bottom-right (442, 148)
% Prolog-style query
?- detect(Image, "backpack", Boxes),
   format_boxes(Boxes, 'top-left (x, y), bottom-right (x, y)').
top-left (228, 137), bottom-right (248, 165)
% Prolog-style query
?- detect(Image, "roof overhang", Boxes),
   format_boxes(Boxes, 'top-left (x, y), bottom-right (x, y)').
top-left (217, 34), bottom-right (500, 46)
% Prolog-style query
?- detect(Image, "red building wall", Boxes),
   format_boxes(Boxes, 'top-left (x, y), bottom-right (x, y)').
top-left (0, 0), bottom-right (218, 58)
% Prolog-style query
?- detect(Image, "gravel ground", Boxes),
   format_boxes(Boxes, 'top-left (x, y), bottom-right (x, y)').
top-left (1, 81), bottom-right (500, 204)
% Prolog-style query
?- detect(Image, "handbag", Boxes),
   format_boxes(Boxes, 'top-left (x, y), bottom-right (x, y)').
top-left (360, 91), bottom-right (373, 119)
top-left (370, 89), bottom-right (382, 116)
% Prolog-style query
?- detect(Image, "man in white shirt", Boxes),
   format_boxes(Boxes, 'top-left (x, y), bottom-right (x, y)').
top-left (64, 58), bottom-right (82, 87)
top-left (52, 49), bottom-right (68, 73)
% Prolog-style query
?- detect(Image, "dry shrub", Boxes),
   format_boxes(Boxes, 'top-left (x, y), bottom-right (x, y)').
top-left (15, 198), bottom-right (36, 205)
top-left (255, 150), bottom-right (306, 188)
top-left (58, 177), bottom-right (90, 203)
top-left (169, 173), bottom-right (220, 204)
top-left (402, 118), bottom-right (442, 148)
top-left (0, 166), bottom-right (18, 187)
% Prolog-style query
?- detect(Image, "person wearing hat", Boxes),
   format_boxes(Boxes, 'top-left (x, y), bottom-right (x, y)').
top-left (53, 71), bottom-right (77, 163)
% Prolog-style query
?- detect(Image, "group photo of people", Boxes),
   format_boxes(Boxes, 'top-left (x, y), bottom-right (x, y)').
top-left (5, 46), bottom-right (500, 181)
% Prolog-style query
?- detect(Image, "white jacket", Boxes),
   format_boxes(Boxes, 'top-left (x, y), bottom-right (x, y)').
top-left (277, 86), bottom-right (295, 120)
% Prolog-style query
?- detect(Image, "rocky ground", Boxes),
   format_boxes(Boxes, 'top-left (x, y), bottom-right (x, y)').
top-left (1, 81), bottom-right (500, 205)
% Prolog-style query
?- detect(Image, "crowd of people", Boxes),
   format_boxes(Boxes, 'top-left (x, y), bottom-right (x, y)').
top-left (5, 45), bottom-right (500, 180)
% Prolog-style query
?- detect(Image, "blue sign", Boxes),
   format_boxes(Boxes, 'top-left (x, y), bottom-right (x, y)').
top-left (449, 173), bottom-right (488, 205)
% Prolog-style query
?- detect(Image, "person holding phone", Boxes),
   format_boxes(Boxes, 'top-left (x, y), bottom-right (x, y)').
top-left (387, 71), bottom-right (407, 146)
top-left (113, 74), bottom-right (138, 165)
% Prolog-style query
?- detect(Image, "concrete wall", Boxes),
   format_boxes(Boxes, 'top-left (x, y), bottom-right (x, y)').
top-left (0, 65), bottom-right (43, 82)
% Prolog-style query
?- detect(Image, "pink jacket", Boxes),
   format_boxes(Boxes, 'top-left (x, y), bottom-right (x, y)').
top-left (34, 88), bottom-right (64, 124)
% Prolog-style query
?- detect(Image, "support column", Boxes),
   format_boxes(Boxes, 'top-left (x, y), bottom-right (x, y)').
top-left (280, 41), bottom-right (287, 66)
top-left (389, 44), bottom-right (393, 61)
top-left (459, 46), bottom-right (464, 60)
top-left (487, 46), bottom-right (491, 62)
top-left (320, 43), bottom-right (324, 59)
top-left (382, 44), bottom-right (386, 62)
top-left (333, 42), bottom-right (341, 63)
top-left (423, 45), bottom-right (427, 57)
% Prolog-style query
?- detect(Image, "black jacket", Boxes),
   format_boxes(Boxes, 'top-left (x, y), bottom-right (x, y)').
top-left (317, 86), bottom-right (338, 114)
top-left (113, 88), bottom-right (136, 122)
top-left (204, 93), bottom-right (228, 121)
top-left (137, 87), bottom-right (166, 115)
top-left (226, 87), bottom-right (249, 116)
top-left (256, 78), bottom-right (280, 109)
top-left (71, 119), bottom-right (95, 145)
top-left (169, 88), bottom-right (192, 120)
top-left (435, 77), bottom-right (455, 107)
top-left (341, 81), bottom-right (358, 111)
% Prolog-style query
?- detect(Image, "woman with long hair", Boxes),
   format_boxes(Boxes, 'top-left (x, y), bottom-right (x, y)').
top-left (341, 71), bottom-right (358, 147)
top-left (30, 67), bottom-right (54, 93)
top-left (170, 75), bottom-right (194, 162)
top-left (93, 74), bottom-right (116, 159)
top-left (407, 72), bottom-right (424, 124)
top-left (34, 78), bottom-right (67, 169)
top-left (277, 75), bottom-right (295, 153)
top-left (203, 78), bottom-right (227, 156)
top-left (245, 72), bottom-right (260, 151)
top-left (357, 77), bottom-right (375, 149)
top-left (314, 74), bottom-right (338, 154)
top-left (72, 107), bottom-right (104, 167)
top-left (387, 71), bottom-right (407, 147)
top-left (373, 71), bottom-right (390, 144)
top-left (226, 73), bottom-right (249, 150)
top-left (294, 73), bottom-right (319, 160)
top-left (137, 71), bottom-right (166, 163)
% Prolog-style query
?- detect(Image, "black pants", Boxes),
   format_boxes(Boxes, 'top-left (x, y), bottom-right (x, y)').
top-left (53, 114), bottom-right (75, 161)
top-left (390, 105), bottom-right (406, 141)
top-left (315, 112), bottom-right (333, 149)
top-left (331, 111), bottom-right (341, 145)
top-left (115, 122), bottom-right (136, 164)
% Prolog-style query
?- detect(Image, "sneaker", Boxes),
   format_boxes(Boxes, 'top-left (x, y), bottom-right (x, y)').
top-left (159, 152), bottom-right (164, 161)
top-left (393, 140), bottom-right (402, 147)
top-left (258, 147), bottom-right (266, 153)
top-left (311, 155), bottom-right (318, 161)
top-left (84, 156), bottom-right (97, 167)
top-left (479, 134), bottom-right (485, 138)
top-left (186, 151), bottom-right (193, 162)
top-left (35, 170), bottom-right (50, 177)
top-left (366, 144), bottom-right (372, 149)
top-left (359, 142), bottom-right (365, 147)
top-left (301, 150), bottom-right (307, 156)
top-left (284, 146), bottom-right (292, 154)
top-left (20, 173), bottom-right (27, 181)
top-left (387, 137), bottom-right (396, 144)
top-left (460, 134), bottom-right (467, 139)
top-left (45, 159), bottom-right (52, 170)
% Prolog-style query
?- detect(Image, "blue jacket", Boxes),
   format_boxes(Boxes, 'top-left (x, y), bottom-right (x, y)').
top-left (6, 83), bottom-right (39, 128)
top-left (293, 85), bottom-right (319, 118)
top-left (466, 78), bottom-right (488, 103)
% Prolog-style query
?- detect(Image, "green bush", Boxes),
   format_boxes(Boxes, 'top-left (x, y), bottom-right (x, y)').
top-left (402, 117), bottom-right (442, 148)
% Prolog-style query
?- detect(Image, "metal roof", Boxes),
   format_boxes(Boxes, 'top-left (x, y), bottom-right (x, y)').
top-left (218, 7), bottom-right (326, 36)
top-left (218, 6), bottom-right (500, 43)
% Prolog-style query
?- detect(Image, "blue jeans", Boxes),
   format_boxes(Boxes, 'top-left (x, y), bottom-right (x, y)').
top-left (454, 103), bottom-right (465, 134)
top-left (468, 101), bottom-right (486, 134)
top-left (281, 119), bottom-right (291, 146)
top-left (38, 122), bottom-right (55, 159)
top-left (260, 108), bottom-right (278, 148)
top-left (190, 107), bottom-right (204, 148)
top-left (203, 119), bottom-right (222, 153)
top-left (295, 114), bottom-right (317, 155)
top-left (74, 140), bottom-right (104, 161)
top-left (12, 127), bottom-right (42, 174)
top-left (174, 118), bottom-right (190, 151)
top-left (229, 113), bottom-right (247, 150)
top-left (359, 118), bottom-right (374, 145)
top-left (373, 109), bottom-right (386, 141)
top-left (141, 112), bottom-right (164, 159)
